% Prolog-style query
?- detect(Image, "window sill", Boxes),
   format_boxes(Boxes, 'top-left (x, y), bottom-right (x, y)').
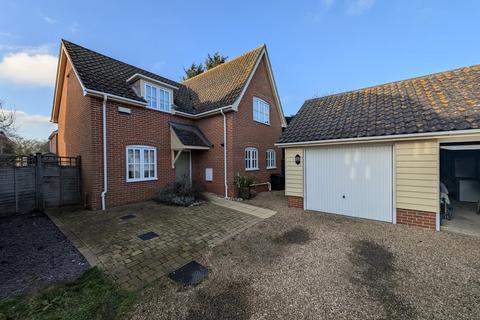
top-left (146, 106), bottom-right (172, 114)
top-left (126, 177), bottom-right (158, 183)
top-left (245, 168), bottom-right (259, 171)
top-left (253, 119), bottom-right (271, 126)
top-left (266, 167), bottom-right (277, 170)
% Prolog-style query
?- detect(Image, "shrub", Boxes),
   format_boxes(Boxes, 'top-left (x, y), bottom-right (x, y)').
top-left (157, 179), bottom-right (207, 207)
top-left (234, 175), bottom-right (256, 199)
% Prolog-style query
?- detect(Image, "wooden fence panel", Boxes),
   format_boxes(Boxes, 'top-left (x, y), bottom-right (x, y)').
top-left (0, 154), bottom-right (81, 216)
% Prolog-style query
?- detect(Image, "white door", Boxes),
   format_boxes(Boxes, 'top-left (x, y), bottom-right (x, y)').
top-left (305, 144), bottom-right (393, 222)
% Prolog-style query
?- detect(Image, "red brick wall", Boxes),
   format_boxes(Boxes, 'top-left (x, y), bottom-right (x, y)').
top-left (231, 57), bottom-right (283, 196)
top-left (59, 54), bottom-right (283, 209)
top-left (56, 61), bottom-right (100, 208)
top-left (192, 112), bottom-right (235, 196)
top-left (397, 208), bottom-right (437, 230)
top-left (191, 57), bottom-right (283, 198)
top-left (99, 99), bottom-right (195, 209)
top-left (287, 196), bottom-right (304, 209)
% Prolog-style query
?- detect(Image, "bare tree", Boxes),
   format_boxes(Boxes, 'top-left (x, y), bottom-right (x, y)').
top-left (0, 100), bottom-right (16, 136)
top-left (13, 137), bottom-right (49, 155)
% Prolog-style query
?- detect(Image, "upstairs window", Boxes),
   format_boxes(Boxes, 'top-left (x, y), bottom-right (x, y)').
top-left (266, 149), bottom-right (276, 169)
top-left (126, 146), bottom-right (157, 182)
top-left (145, 83), bottom-right (171, 112)
top-left (253, 97), bottom-right (270, 125)
top-left (245, 147), bottom-right (258, 171)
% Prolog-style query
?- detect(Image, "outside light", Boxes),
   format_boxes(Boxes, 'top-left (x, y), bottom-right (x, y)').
top-left (295, 154), bottom-right (301, 165)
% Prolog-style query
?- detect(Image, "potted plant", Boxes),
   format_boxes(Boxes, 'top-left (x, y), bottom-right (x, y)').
top-left (234, 174), bottom-right (256, 199)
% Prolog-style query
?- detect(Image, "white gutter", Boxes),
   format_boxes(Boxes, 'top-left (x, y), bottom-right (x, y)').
top-left (276, 128), bottom-right (480, 148)
top-left (101, 95), bottom-right (108, 211)
top-left (85, 89), bottom-right (147, 107)
top-left (173, 105), bottom-right (235, 119)
top-left (220, 108), bottom-right (228, 198)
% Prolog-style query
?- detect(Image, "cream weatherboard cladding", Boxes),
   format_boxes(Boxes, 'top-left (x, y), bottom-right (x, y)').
top-left (285, 148), bottom-right (304, 197)
top-left (394, 140), bottom-right (439, 213)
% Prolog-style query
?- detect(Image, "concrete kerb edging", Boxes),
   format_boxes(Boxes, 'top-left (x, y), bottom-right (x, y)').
top-left (46, 211), bottom-right (101, 267)
top-left (205, 193), bottom-right (277, 219)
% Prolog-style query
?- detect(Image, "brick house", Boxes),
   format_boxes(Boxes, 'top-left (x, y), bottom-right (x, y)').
top-left (51, 40), bottom-right (286, 210)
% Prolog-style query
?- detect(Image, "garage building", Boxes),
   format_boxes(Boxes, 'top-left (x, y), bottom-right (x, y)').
top-left (277, 64), bottom-right (480, 232)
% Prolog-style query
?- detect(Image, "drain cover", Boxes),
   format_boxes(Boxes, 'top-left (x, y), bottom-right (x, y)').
top-left (137, 231), bottom-right (158, 241)
top-left (120, 214), bottom-right (136, 220)
top-left (168, 261), bottom-right (208, 286)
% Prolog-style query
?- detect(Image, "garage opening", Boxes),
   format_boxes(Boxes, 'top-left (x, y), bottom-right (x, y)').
top-left (440, 142), bottom-right (480, 236)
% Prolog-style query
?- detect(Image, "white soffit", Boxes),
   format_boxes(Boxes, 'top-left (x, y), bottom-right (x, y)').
top-left (441, 145), bottom-right (480, 150)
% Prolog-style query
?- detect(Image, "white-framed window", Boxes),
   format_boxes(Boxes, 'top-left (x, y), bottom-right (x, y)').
top-left (126, 146), bottom-right (157, 182)
top-left (266, 149), bottom-right (276, 169)
top-left (245, 147), bottom-right (258, 171)
top-left (253, 97), bottom-right (270, 125)
top-left (144, 83), bottom-right (171, 112)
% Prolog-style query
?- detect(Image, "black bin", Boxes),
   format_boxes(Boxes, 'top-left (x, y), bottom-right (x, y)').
top-left (270, 174), bottom-right (285, 190)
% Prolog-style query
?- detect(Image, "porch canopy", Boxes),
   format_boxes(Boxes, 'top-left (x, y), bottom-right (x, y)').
top-left (169, 122), bottom-right (212, 167)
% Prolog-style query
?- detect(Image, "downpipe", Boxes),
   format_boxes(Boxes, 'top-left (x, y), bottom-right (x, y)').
top-left (220, 108), bottom-right (228, 198)
top-left (101, 95), bottom-right (108, 210)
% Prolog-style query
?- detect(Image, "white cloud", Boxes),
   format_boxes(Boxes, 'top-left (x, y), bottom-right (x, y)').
top-left (0, 32), bottom-right (13, 37)
top-left (70, 22), bottom-right (79, 33)
top-left (0, 51), bottom-right (57, 86)
top-left (346, 0), bottom-right (375, 15)
top-left (42, 15), bottom-right (57, 24)
top-left (2, 109), bottom-right (56, 139)
top-left (321, 0), bottom-right (336, 9)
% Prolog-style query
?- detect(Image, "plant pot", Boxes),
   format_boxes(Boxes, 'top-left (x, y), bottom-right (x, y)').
top-left (238, 187), bottom-right (251, 199)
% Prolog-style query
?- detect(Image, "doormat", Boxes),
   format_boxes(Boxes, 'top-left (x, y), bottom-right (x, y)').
top-left (168, 261), bottom-right (208, 286)
top-left (120, 214), bottom-right (136, 220)
top-left (137, 231), bottom-right (158, 241)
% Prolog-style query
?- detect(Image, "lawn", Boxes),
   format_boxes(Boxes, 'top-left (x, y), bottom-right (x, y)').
top-left (0, 268), bottom-right (134, 320)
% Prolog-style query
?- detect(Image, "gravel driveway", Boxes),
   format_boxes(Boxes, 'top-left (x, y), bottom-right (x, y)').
top-left (0, 212), bottom-right (89, 298)
top-left (131, 191), bottom-right (480, 320)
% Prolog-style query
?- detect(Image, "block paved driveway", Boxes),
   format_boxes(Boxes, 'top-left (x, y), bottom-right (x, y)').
top-left (47, 199), bottom-right (272, 290)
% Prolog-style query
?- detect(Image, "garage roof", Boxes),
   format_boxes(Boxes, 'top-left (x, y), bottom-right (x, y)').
top-left (278, 64), bottom-right (480, 144)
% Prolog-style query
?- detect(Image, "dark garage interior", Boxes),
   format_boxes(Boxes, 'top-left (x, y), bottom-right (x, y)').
top-left (440, 143), bottom-right (480, 236)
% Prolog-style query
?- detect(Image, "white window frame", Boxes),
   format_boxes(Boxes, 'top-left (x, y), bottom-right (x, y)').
top-left (144, 83), bottom-right (171, 112)
top-left (266, 149), bottom-right (276, 169)
top-left (245, 147), bottom-right (259, 171)
top-left (126, 145), bottom-right (157, 182)
top-left (253, 97), bottom-right (270, 125)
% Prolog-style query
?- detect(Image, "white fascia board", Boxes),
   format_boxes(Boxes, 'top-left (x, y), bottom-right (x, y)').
top-left (263, 48), bottom-right (287, 128)
top-left (276, 129), bottom-right (480, 148)
top-left (126, 73), bottom-right (179, 90)
top-left (228, 47), bottom-right (287, 128)
top-left (51, 44), bottom-right (66, 122)
top-left (85, 89), bottom-right (147, 107)
top-left (230, 48), bottom-right (265, 112)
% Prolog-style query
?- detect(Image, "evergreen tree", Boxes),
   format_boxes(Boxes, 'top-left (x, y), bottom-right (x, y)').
top-left (205, 52), bottom-right (227, 70)
top-left (183, 63), bottom-right (205, 80)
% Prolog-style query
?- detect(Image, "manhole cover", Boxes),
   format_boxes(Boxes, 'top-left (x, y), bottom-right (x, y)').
top-left (120, 214), bottom-right (136, 220)
top-left (168, 261), bottom-right (208, 286)
top-left (138, 231), bottom-right (158, 241)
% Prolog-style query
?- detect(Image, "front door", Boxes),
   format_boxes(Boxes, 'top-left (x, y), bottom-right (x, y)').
top-left (175, 151), bottom-right (191, 182)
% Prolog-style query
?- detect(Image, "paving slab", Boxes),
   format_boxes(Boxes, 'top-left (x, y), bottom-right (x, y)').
top-left (47, 200), bottom-right (263, 289)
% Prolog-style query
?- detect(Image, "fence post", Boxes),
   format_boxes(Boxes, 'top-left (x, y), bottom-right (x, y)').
top-left (35, 153), bottom-right (44, 211)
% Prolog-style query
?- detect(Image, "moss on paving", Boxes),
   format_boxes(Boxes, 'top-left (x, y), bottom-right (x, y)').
top-left (0, 268), bottom-right (135, 320)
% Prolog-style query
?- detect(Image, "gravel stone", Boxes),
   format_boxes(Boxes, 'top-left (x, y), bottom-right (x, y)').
top-left (130, 191), bottom-right (480, 320)
top-left (0, 212), bottom-right (89, 298)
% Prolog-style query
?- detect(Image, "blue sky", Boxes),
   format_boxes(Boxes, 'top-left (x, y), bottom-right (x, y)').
top-left (0, 0), bottom-right (479, 139)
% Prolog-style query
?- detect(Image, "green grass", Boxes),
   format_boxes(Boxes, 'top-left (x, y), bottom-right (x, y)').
top-left (0, 268), bottom-right (135, 320)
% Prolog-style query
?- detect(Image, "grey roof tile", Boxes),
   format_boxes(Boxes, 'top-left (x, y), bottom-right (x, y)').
top-left (279, 64), bottom-right (480, 143)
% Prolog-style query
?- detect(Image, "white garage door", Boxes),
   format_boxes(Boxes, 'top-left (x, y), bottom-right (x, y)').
top-left (305, 144), bottom-right (393, 222)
